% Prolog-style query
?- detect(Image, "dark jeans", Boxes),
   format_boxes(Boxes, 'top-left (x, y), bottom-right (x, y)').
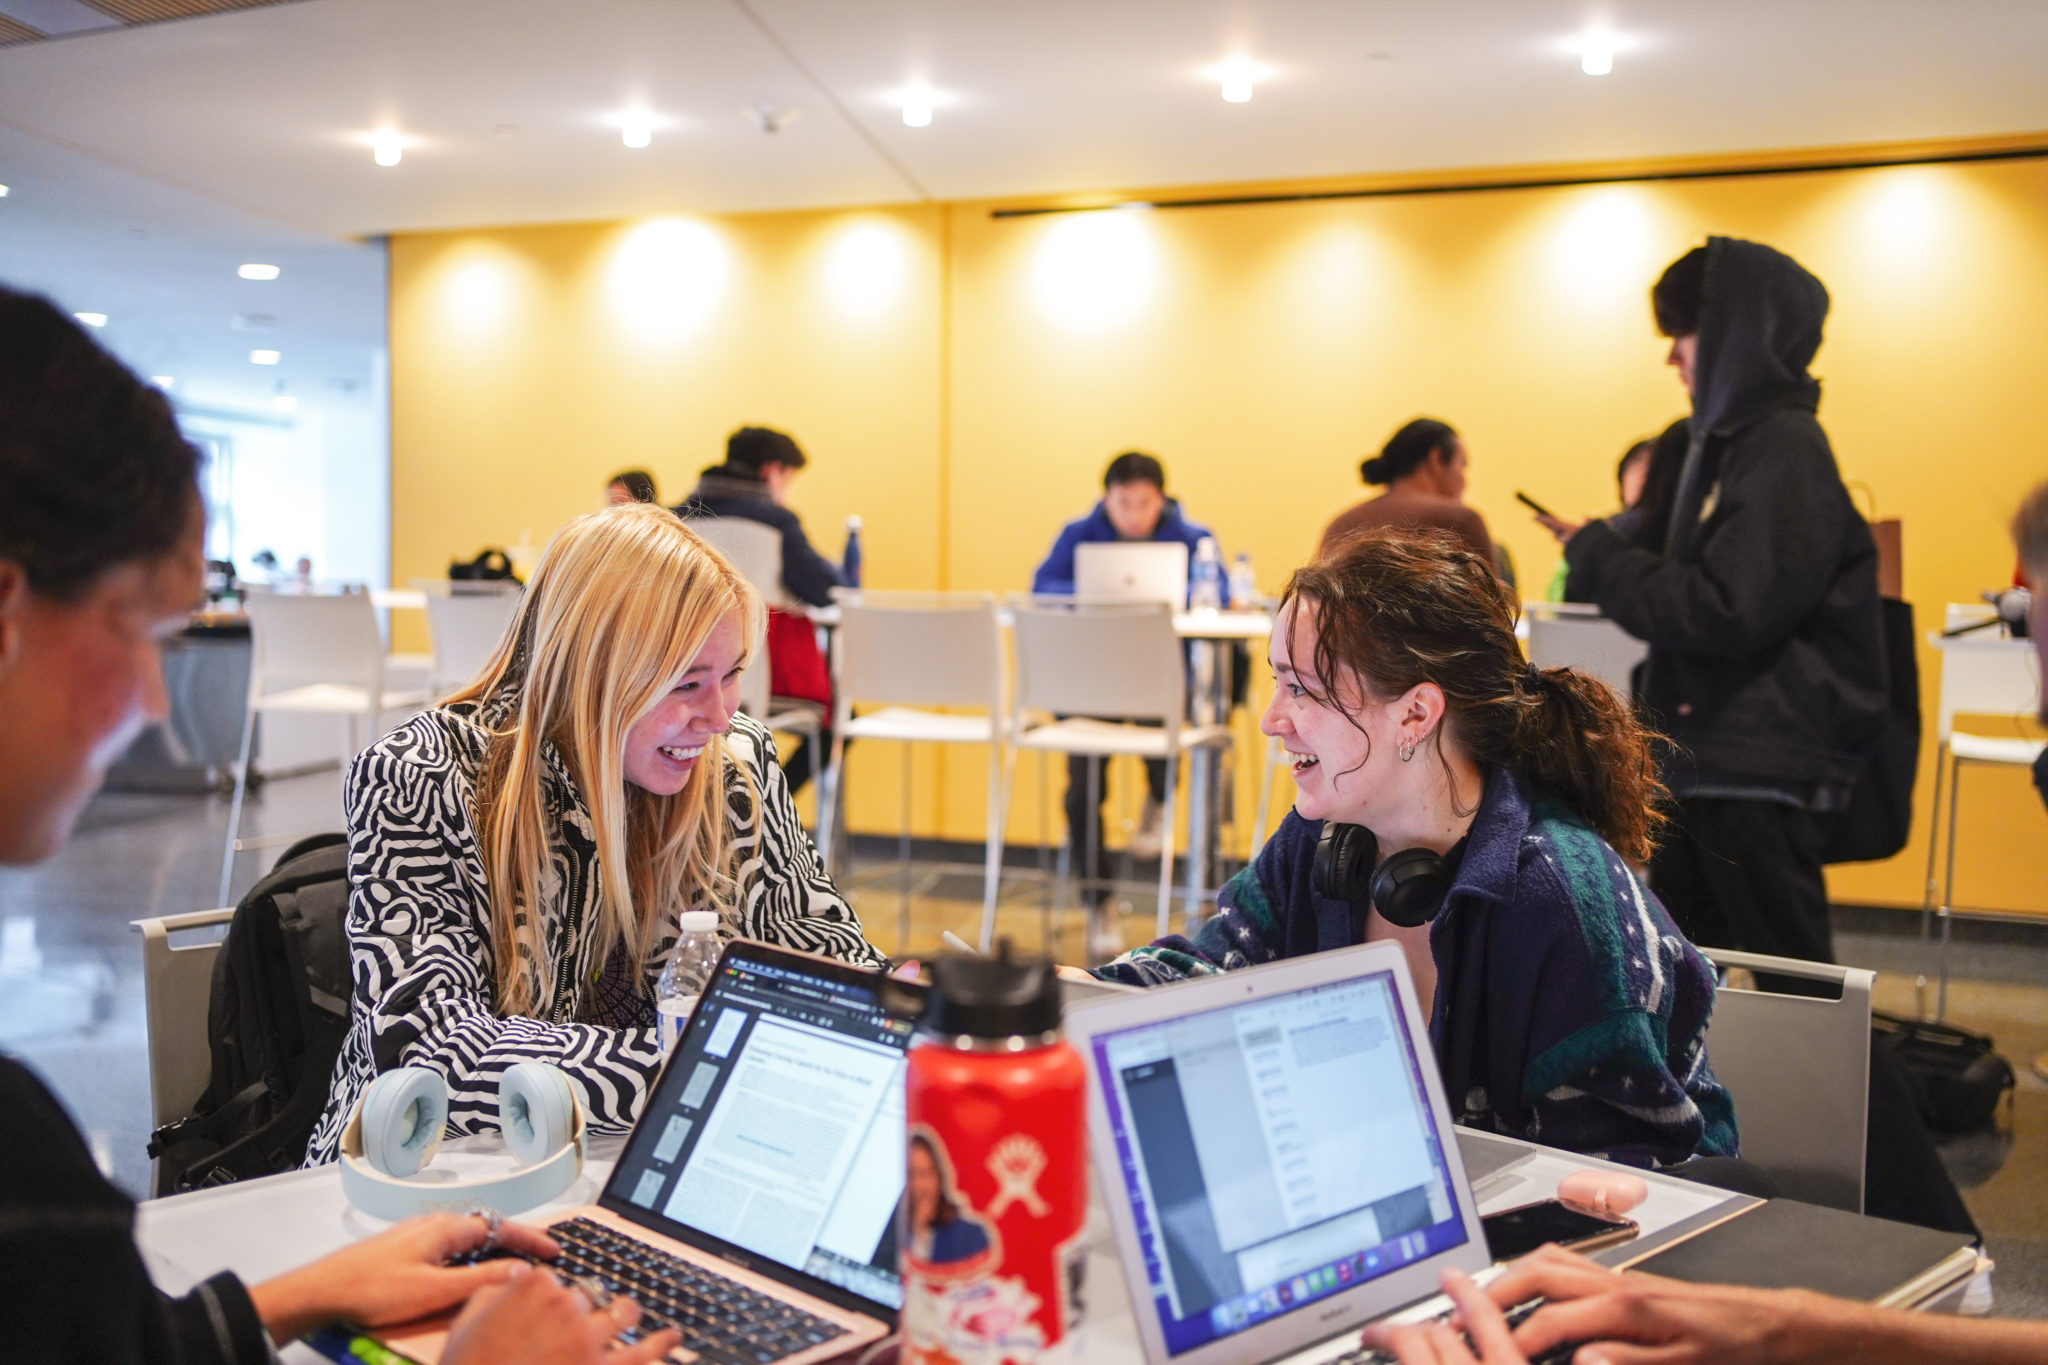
top-left (1650, 795), bottom-right (1979, 1238)
top-left (1064, 741), bottom-right (1168, 890)
top-left (1649, 796), bottom-right (1833, 964)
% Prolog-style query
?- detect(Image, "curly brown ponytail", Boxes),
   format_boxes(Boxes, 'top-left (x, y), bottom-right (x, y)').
top-left (1282, 528), bottom-right (1666, 862)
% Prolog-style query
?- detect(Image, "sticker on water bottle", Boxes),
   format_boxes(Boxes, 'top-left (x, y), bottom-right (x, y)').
top-left (656, 995), bottom-right (698, 1053)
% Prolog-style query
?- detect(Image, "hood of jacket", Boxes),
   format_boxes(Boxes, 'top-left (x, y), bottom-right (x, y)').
top-left (1689, 236), bottom-right (1829, 438)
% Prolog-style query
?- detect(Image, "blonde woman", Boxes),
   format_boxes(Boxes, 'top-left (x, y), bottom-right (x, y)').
top-left (307, 503), bottom-right (883, 1163)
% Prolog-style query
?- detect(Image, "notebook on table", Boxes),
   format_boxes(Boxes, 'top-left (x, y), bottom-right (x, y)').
top-left (1063, 941), bottom-right (1494, 1365)
top-left (369, 940), bottom-right (926, 1365)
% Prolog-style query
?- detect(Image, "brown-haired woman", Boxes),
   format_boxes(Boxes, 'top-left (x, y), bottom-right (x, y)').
top-left (1096, 527), bottom-right (1738, 1169)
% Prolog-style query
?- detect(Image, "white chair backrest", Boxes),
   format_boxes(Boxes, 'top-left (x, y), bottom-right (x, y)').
top-left (134, 909), bottom-right (235, 1133)
top-left (1932, 636), bottom-right (2040, 741)
top-left (1700, 947), bottom-right (1873, 1213)
top-left (1524, 606), bottom-right (1648, 700)
top-left (1010, 599), bottom-right (1182, 728)
top-left (691, 517), bottom-right (784, 601)
top-left (425, 588), bottom-right (522, 694)
top-left (834, 593), bottom-right (1005, 726)
top-left (245, 590), bottom-right (385, 692)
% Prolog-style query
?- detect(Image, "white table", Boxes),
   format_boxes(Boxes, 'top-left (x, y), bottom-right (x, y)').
top-left (136, 1127), bottom-right (1747, 1365)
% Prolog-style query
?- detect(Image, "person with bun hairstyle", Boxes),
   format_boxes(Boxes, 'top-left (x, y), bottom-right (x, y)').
top-left (1096, 528), bottom-right (1737, 1169)
top-left (1320, 418), bottom-right (1500, 575)
top-left (0, 287), bottom-right (677, 1363)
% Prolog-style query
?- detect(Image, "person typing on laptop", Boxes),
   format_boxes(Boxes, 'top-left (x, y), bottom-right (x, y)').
top-left (1032, 452), bottom-right (1233, 949)
top-left (1096, 527), bottom-right (1739, 1169)
top-left (0, 288), bottom-right (676, 1364)
top-left (305, 503), bottom-right (885, 1164)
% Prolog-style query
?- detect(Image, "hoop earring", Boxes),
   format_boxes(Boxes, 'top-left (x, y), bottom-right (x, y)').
top-left (1398, 740), bottom-right (1415, 763)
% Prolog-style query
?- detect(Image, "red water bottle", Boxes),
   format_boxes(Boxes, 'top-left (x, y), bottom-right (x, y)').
top-left (903, 946), bottom-right (1087, 1365)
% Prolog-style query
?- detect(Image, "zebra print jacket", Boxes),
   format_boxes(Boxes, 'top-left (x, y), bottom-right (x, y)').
top-left (304, 701), bottom-right (883, 1164)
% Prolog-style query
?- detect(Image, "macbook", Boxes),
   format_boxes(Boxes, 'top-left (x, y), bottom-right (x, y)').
top-left (1063, 942), bottom-right (1491, 1365)
top-left (1075, 541), bottom-right (1190, 605)
top-left (375, 940), bottom-right (925, 1365)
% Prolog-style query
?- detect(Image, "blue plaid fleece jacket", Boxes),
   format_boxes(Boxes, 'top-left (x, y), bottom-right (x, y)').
top-left (1097, 769), bottom-right (1739, 1168)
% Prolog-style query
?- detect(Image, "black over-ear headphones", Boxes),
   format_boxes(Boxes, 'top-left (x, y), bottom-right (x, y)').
top-left (1313, 822), bottom-right (1469, 934)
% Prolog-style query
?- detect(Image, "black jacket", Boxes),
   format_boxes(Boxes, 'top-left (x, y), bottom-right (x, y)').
top-left (0, 1055), bottom-right (272, 1363)
top-left (675, 465), bottom-right (843, 608)
top-left (1565, 237), bottom-right (1886, 797)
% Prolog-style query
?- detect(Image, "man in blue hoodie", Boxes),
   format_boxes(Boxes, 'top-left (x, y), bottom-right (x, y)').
top-left (1032, 453), bottom-right (1222, 936)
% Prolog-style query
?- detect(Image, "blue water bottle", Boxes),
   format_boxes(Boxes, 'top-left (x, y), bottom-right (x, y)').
top-left (842, 515), bottom-right (863, 588)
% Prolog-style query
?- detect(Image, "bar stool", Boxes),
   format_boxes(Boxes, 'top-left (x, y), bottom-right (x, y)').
top-left (1008, 599), bottom-right (1231, 946)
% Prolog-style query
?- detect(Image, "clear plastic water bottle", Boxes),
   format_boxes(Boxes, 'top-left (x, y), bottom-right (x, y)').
top-left (1189, 536), bottom-right (1223, 612)
top-left (1228, 551), bottom-right (1256, 611)
top-left (841, 515), bottom-right (864, 589)
top-left (655, 910), bottom-right (721, 1053)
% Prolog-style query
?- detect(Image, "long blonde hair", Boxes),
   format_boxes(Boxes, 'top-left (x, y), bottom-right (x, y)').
top-left (447, 503), bottom-right (764, 1018)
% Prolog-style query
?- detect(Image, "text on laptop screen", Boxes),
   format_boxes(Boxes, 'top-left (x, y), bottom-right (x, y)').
top-left (1091, 970), bottom-right (1468, 1357)
top-left (607, 956), bottom-right (916, 1310)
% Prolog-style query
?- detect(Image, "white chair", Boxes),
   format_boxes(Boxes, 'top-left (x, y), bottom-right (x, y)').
top-left (1921, 619), bottom-right (2045, 1016)
top-left (1009, 599), bottom-right (1231, 941)
top-left (218, 591), bottom-right (430, 904)
top-left (1700, 947), bottom-right (1873, 1213)
top-left (424, 585), bottom-right (522, 696)
top-left (1523, 601), bottom-right (1648, 699)
top-left (821, 593), bottom-right (1010, 950)
top-left (689, 516), bottom-right (826, 785)
top-left (133, 907), bottom-right (234, 1196)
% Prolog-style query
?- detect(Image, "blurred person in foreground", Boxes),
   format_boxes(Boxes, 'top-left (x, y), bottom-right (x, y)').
top-left (0, 285), bottom-right (676, 1364)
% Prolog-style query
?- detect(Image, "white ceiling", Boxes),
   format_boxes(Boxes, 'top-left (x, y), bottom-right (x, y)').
top-left (1, 0), bottom-right (2043, 414)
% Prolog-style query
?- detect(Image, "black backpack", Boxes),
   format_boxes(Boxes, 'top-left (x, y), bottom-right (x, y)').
top-left (148, 833), bottom-right (353, 1192)
top-left (1872, 1010), bottom-right (2017, 1135)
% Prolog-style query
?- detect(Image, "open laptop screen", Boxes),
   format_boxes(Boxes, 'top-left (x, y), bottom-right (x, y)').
top-left (602, 950), bottom-right (918, 1314)
top-left (1090, 968), bottom-right (1468, 1357)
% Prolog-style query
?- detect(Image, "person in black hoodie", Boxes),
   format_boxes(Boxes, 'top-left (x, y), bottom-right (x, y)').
top-left (1544, 237), bottom-right (1887, 965)
top-left (0, 287), bottom-right (677, 1365)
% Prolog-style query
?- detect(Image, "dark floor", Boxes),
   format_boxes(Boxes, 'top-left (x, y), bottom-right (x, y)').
top-left (4, 769), bottom-right (2044, 1317)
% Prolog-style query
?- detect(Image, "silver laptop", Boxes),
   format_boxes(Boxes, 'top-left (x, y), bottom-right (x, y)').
top-left (1075, 541), bottom-right (1190, 605)
top-left (1064, 943), bottom-right (1491, 1365)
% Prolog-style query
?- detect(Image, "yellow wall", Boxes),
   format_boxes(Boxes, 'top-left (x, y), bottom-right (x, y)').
top-left (389, 146), bottom-right (2048, 916)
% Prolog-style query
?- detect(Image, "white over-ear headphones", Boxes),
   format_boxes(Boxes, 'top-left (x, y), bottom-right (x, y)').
top-left (339, 1061), bottom-right (587, 1221)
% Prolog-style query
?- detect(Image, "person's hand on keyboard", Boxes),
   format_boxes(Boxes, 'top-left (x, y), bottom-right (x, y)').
top-left (442, 1261), bottom-right (682, 1365)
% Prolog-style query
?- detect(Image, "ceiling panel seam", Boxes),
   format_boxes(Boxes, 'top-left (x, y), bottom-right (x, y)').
top-left (726, 0), bottom-right (931, 203)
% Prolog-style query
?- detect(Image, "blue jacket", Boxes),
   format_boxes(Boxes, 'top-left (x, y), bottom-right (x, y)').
top-left (1030, 499), bottom-right (1227, 602)
top-left (1095, 769), bottom-right (1738, 1169)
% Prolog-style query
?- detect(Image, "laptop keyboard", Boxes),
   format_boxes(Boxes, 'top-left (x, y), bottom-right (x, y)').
top-left (544, 1217), bottom-right (850, 1364)
top-left (1333, 1297), bottom-right (1583, 1365)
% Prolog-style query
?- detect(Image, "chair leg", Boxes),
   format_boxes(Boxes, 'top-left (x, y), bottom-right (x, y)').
top-left (978, 743), bottom-right (1011, 953)
top-left (218, 700), bottom-right (259, 907)
top-left (816, 732), bottom-right (847, 873)
top-left (1250, 734), bottom-right (1280, 858)
top-left (1156, 753), bottom-right (1180, 941)
top-left (1937, 756), bottom-right (1963, 1020)
top-left (1085, 752), bottom-right (1103, 929)
top-left (898, 745), bottom-right (914, 954)
top-left (1038, 750), bottom-right (1055, 948)
top-left (1918, 741), bottom-right (1948, 945)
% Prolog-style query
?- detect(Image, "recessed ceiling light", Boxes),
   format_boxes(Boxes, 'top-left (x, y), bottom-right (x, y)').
top-left (622, 109), bottom-right (653, 149)
top-left (273, 395), bottom-right (298, 413)
top-left (238, 263), bottom-right (281, 281)
top-left (0, 184), bottom-right (10, 197)
top-left (1579, 31), bottom-right (1616, 74)
top-left (1208, 55), bottom-right (1269, 104)
top-left (372, 129), bottom-right (404, 167)
top-left (250, 349), bottom-right (280, 365)
top-left (151, 376), bottom-right (175, 390)
top-left (74, 312), bottom-right (107, 327)
top-left (901, 87), bottom-right (934, 128)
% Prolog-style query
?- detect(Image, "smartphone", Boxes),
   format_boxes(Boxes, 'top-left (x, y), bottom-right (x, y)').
top-left (1514, 490), bottom-right (1559, 520)
top-left (1481, 1197), bottom-right (1639, 1261)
